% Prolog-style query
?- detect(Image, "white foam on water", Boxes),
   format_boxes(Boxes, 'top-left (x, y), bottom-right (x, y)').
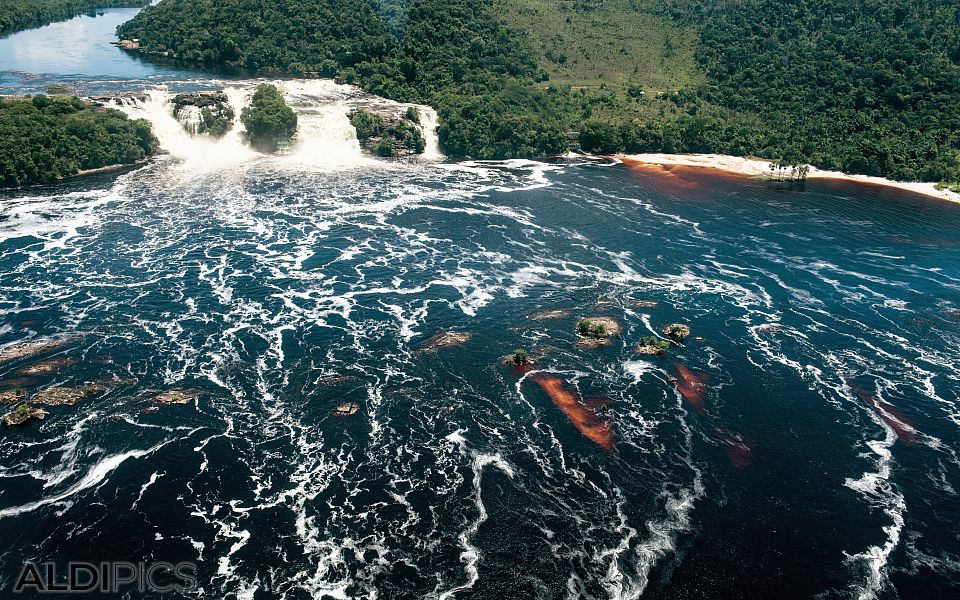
top-left (0, 442), bottom-right (168, 518)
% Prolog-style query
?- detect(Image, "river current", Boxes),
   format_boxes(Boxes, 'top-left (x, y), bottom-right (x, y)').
top-left (2, 8), bottom-right (960, 600)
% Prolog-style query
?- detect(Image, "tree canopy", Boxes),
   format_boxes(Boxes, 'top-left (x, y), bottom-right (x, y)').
top-left (116, 0), bottom-right (960, 183)
top-left (0, 95), bottom-right (157, 188)
top-left (240, 84), bottom-right (298, 152)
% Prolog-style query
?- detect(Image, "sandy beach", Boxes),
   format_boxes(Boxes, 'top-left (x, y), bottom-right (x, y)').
top-left (622, 153), bottom-right (960, 204)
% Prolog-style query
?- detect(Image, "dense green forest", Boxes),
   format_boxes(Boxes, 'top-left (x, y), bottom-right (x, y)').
top-left (240, 84), bottom-right (298, 152)
top-left (0, 95), bottom-right (157, 188)
top-left (0, 0), bottom-right (148, 37)
top-left (116, 0), bottom-right (960, 183)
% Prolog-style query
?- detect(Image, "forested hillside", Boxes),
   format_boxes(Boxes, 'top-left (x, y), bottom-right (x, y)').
top-left (116, 0), bottom-right (960, 184)
top-left (0, 0), bottom-right (148, 37)
top-left (0, 95), bottom-right (157, 187)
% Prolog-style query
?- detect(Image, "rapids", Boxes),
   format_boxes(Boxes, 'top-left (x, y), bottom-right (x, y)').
top-left (1, 11), bottom-right (960, 600)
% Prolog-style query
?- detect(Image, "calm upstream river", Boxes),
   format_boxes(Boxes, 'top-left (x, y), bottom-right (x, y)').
top-left (2, 9), bottom-right (960, 600)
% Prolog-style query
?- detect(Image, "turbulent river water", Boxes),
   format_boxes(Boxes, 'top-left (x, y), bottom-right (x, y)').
top-left (2, 8), bottom-right (960, 600)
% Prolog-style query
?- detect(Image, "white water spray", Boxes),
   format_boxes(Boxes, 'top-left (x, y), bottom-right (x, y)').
top-left (111, 79), bottom-right (443, 171)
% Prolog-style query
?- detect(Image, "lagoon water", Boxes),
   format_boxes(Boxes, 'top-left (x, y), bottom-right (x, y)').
top-left (2, 9), bottom-right (960, 600)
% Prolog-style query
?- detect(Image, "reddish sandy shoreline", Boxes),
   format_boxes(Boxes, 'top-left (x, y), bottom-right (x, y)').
top-left (622, 153), bottom-right (960, 204)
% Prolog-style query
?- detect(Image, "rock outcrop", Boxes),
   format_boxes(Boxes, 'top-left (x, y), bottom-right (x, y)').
top-left (420, 331), bottom-right (472, 352)
top-left (3, 403), bottom-right (48, 426)
top-left (171, 92), bottom-right (235, 137)
top-left (349, 107), bottom-right (426, 158)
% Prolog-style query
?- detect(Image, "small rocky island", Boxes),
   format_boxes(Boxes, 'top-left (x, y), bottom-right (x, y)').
top-left (576, 317), bottom-right (622, 348)
top-left (171, 91), bottom-right (235, 137)
top-left (349, 107), bottom-right (426, 158)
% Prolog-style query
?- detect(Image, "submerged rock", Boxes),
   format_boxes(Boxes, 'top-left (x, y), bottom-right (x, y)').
top-left (662, 323), bottom-right (691, 341)
top-left (16, 358), bottom-right (77, 376)
top-left (420, 331), bottom-right (472, 352)
top-left (528, 309), bottom-right (572, 321)
top-left (0, 337), bottom-right (79, 365)
top-left (3, 403), bottom-right (48, 426)
top-left (330, 402), bottom-right (361, 417)
top-left (32, 385), bottom-right (104, 406)
top-left (317, 374), bottom-right (359, 386)
top-left (629, 299), bottom-right (659, 309)
top-left (756, 324), bottom-right (781, 334)
top-left (151, 389), bottom-right (202, 405)
top-left (575, 337), bottom-right (612, 349)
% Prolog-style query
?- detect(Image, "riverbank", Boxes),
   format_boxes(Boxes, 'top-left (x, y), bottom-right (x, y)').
top-left (622, 153), bottom-right (960, 204)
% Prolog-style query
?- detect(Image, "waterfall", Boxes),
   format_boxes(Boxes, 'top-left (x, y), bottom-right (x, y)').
top-left (174, 105), bottom-right (203, 136)
top-left (417, 105), bottom-right (442, 160)
top-left (107, 79), bottom-right (442, 170)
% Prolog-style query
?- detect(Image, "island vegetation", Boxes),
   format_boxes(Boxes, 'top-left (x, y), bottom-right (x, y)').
top-left (0, 95), bottom-right (157, 188)
top-left (349, 108), bottom-right (425, 157)
top-left (0, 0), bottom-right (149, 37)
top-left (240, 84), bottom-right (297, 152)
top-left (106, 0), bottom-right (960, 185)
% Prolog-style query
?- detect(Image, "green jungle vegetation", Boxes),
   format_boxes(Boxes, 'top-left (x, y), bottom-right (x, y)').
top-left (240, 84), bottom-right (298, 153)
top-left (349, 109), bottom-right (426, 157)
top-left (0, 0), bottom-right (149, 37)
top-left (23, 0), bottom-right (951, 187)
top-left (0, 95), bottom-right (157, 188)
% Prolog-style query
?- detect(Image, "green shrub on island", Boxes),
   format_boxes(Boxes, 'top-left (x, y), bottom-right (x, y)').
top-left (635, 336), bottom-right (670, 356)
top-left (0, 95), bottom-right (157, 188)
top-left (578, 319), bottom-right (607, 338)
top-left (240, 84), bottom-right (297, 152)
top-left (512, 348), bottom-right (530, 365)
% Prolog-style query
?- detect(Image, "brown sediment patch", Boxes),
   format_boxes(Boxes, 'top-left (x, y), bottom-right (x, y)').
top-left (530, 373), bottom-right (615, 452)
top-left (846, 379), bottom-right (917, 445)
top-left (420, 331), bottom-right (472, 352)
top-left (527, 309), bottom-right (572, 321)
top-left (674, 363), bottom-right (709, 415)
top-left (16, 358), bottom-right (77, 376)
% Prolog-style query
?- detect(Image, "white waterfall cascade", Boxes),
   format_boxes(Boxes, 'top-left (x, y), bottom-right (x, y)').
top-left (111, 79), bottom-right (444, 171)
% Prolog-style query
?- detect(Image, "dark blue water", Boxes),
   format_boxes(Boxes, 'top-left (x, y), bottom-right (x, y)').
top-left (1, 157), bottom-right (958, 599)
top-left (2, 9), bottom-right (960, 600)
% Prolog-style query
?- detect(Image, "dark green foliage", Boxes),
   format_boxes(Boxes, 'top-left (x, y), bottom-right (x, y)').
top-left (349, 108), bottom-right (425, 156)
top-left (349, 109), bottom-right (386, 141)
top-left (578, 319), bottom-right (607, 337)
top-left (240, 84), bottom-right (297, 152)
top-left (0, 0), bottom-right (148, 37)
top-left (512, 348), bottom-right (530, 365)
top-left (115, 0), bottom-right (960, 181)
top-left (118, 0), bottom-right (570, 159)
top-left (200, 107), bottom-right (234, 138)
top-left (0, 95), bottom-right (157, 188)
top-left (658, 0), bottom-right (960, 183)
